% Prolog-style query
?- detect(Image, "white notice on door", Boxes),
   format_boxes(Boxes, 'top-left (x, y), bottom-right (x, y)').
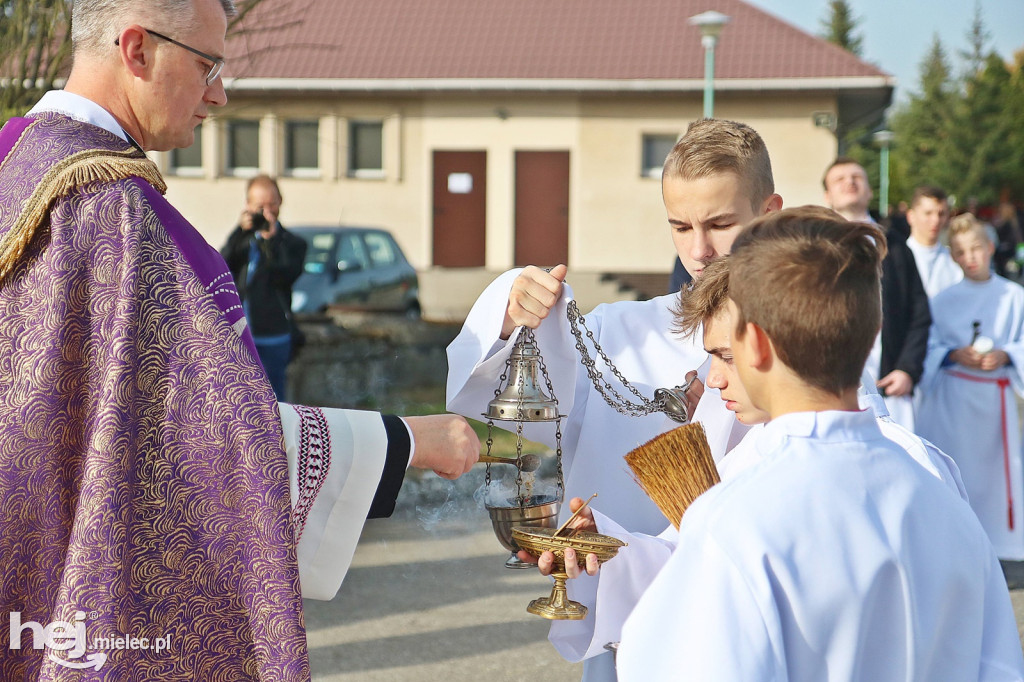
top-left (447, 172), bottom-right (473, 194)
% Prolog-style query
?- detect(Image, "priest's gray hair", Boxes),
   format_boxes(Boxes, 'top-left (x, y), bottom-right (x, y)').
top-left (72, 0), bottom-right (237, 57)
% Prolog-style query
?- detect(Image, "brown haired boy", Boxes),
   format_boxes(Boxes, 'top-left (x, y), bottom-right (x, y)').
top-left (617, 206), bottom-right (1023, 681)
top-left (674, 256), bottom-right (964, 491)
top-left (905, 185), bottom-right (961, 297)
top-left (918, 213), bottom-right (1024, 560)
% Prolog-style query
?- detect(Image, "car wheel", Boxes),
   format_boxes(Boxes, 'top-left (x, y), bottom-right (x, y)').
top-left (404, 302), bottom-right (421, 320)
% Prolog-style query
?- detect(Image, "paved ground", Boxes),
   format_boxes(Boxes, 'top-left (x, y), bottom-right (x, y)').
top-left (305, 506), bottom-right (580, 681)
top-left (1003, 562), bottom-right (1024, 643)
top-left (306, 477), bottom-right (1024, 681)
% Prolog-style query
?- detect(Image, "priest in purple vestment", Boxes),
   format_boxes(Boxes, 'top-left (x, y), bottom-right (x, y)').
top-left (0, 0), bottom-right (478, 680)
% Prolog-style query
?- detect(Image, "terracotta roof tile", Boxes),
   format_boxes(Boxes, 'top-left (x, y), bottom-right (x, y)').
top-left (224, 0), bottom-right (889, 82)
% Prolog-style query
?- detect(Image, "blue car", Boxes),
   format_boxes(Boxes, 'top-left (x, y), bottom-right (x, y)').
top-left (290, 226), bottom-right (420, 317)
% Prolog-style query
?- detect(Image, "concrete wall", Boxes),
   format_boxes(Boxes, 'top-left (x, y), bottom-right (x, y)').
top-left (289, 316), bottom-right (459, 410)
top-left (155, 89), bottom-right (840, 276)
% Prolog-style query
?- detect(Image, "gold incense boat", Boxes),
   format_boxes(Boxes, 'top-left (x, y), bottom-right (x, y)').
top-left (512, 526), bottom-right (626, 620)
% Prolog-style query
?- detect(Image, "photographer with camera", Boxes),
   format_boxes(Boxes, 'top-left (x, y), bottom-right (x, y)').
top-left (221, 175), bottom-right (308, 400)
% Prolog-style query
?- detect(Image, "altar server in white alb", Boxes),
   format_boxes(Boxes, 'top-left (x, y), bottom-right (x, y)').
top-left (617, 207), bottom-right (1024, 681)
top-left (904, 185), bottom-right (962, 298)
top-left (446, 119), bottom-right (780, 681)
top-left (918, 213), bottom-right (1024, 560)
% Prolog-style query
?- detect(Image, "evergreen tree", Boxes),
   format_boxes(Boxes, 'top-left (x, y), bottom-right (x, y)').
top-left (890, 35), bottom-right (957, 200)
top-left (889, 9), bottom-right (1024, 208)
top-left (954, 52), bottom-right (1013, 205)
top-left (959, 1), bottom-right (991, 78)
top-left (820, 0), bottom-right (863, 56)
top-left (1001, 51), bottom-right (1024, 201)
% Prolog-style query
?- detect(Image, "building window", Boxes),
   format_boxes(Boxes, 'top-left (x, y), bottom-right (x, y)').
top-left (641, 134), bottom-right (677, 178)
top-left (348, 121), bottom-right (384, 178)
top-left (169, 125), bottom-right (203, 176)
top-left (285, 120), bottom-right (319, 177)
top-left (226, 120), bottom-right (260, 175)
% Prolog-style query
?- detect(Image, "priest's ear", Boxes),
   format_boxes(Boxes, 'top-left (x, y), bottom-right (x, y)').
top-left (115, 26), bottom-right (152, 79)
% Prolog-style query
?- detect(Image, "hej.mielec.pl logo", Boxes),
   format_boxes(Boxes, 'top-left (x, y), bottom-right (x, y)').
top-left (9, 611), bottom-right (172, 671)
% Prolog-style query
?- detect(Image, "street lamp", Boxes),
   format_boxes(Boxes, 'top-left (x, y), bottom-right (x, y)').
top-left (688, 10), bottom-right (731, 119)
top-left (873, 129), bottom-right (895, 218)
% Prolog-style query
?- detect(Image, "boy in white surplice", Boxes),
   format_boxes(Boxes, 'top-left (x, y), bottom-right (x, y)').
top-left (918, 212), bottom-right (1024, 560)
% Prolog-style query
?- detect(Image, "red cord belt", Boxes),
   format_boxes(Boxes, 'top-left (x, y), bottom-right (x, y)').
top-left (947, 370), bottom-right (1014, 530)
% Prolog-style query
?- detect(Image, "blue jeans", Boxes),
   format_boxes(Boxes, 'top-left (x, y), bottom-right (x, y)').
top-left (254, 337), bottom-right (292, 402)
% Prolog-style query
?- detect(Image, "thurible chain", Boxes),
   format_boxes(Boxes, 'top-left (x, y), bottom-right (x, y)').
top-left (565, 299), bottom-right (669, 418)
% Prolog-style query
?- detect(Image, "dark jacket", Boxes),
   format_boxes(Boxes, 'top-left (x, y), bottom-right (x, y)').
top-left (221, 223), bottom-right (307, 337)
top-left (880, 230), bottom-right (931, 384)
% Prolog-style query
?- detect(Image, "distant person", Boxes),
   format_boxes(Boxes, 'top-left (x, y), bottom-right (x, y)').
top-left (887, 199), bottom-right (911, 240)
top-left (822, 157), bottom-right (930, 431)
top-left (918, 213), bottom-right (1024, 560)
top-left (993, 201), bottom-right (1024, 278)
top-left (616, 207), bottom-right (1024, 681)
top-left (905, 186), bottom-right (961, 298)
top-left (221, 175), bottom-right (307, 400)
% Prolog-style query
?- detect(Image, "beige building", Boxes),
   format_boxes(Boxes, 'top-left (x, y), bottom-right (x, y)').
top-left (154, 0), bottom-right (892, 310)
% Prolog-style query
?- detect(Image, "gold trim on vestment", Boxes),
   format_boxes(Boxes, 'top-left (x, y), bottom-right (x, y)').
top-left (0, 140), bottom-right (167, 286)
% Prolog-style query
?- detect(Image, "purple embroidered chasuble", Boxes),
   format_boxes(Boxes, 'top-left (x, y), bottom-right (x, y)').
top-left (0, 113), bottom-right (309, 680)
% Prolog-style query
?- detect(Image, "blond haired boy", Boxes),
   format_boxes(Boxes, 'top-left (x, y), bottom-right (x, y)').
top-left (918, 213), bottom-right (1024, 560)
top-left (617, 207), bottom-right (1023, 681)
top-left (446, 119), bottom-right (780, 680)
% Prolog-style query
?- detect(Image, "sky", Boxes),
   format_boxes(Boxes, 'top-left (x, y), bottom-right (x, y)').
top-left (743, 0), bottom-right (1024, 102)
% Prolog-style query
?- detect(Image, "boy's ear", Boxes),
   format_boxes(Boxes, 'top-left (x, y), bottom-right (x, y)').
top-left (762, 193), bottom-right (783, 215)
top-left (740, 322), bottom-right (773, 370)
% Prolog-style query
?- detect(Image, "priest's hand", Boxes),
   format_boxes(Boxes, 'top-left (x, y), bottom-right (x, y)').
top-left (515, 496), bottom-right (601, 578)
top-left (501, 264), bottom-right (569, 340)
top-left (877, 369), bottom-right (913, 397)
top-left (405, 414), bottom-right (479, 480)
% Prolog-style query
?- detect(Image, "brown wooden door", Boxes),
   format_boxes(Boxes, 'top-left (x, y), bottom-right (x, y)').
top-left (515, 151), bottom-right (569, 267)
top-left (432, 151), bottom-right (486, 267)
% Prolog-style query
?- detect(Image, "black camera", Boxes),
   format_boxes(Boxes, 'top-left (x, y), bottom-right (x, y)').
top-left (250, 211), bottom-right (269, 233)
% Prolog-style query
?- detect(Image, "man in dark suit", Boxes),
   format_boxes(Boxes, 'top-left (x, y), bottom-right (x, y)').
top-left (221, 175), bottom-right (308, 400)
top-left (823, 157), bottom-right (930, 431)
